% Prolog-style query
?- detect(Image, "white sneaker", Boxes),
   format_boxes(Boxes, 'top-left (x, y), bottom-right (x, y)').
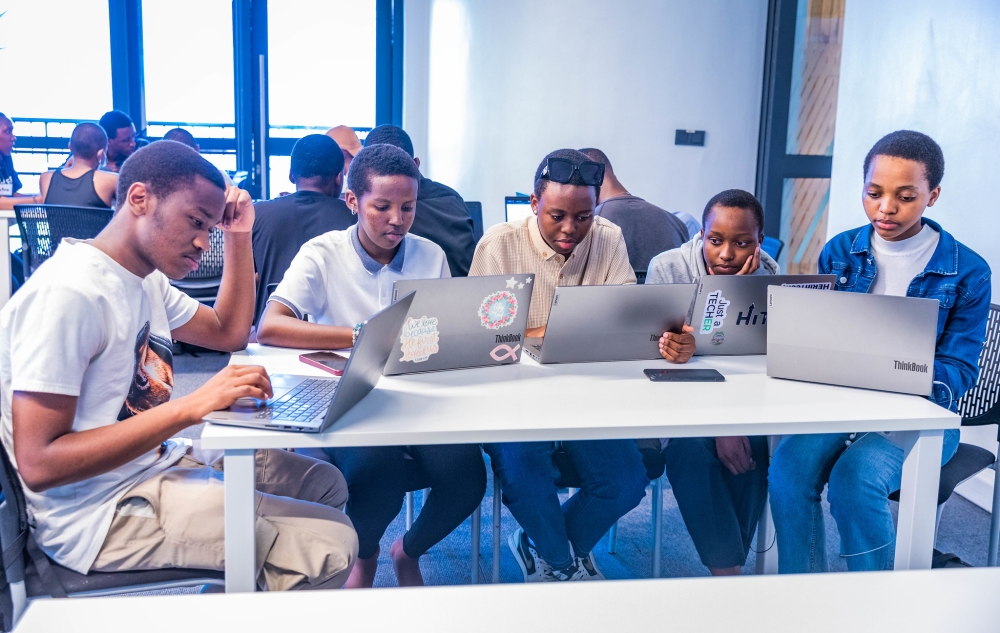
top-left (507, 528), bottom-right (553, 582)
top-left (549, 559), bottom-right (590, 581)
top-left (576, 552), bottom-right (606, 580)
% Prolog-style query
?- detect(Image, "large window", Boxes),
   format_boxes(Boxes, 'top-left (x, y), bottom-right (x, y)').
top-left (143, 0), bottom-right (236, 176)
top-left (0, 0), bottom-right (113, 193)
top-left (267, 0), bottom-right (377, 195)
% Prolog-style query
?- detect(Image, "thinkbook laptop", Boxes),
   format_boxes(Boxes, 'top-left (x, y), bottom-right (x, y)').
top-left (524, 283), bottom-right (697, 364)
top-left (384, 275), bottom-right (535, 375)
top-left (203, 293), bottom-right (415, 432)
top-left (766, 285), bottom-right (938, 396)
top-left (692, 274), bottom-right (836, 355)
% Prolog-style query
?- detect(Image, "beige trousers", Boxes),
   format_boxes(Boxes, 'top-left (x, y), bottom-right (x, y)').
top-left (91, 447), bottom-right (358, 591)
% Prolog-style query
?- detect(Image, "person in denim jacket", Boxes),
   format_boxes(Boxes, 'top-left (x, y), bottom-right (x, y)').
top-left (768, 130), bottom-right (991, 572)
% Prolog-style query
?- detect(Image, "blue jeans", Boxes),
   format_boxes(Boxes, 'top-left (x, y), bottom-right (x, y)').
top-left (768, 429), bottom-right (959, 572)
top-left (484, 440), bottom-right (647, 570)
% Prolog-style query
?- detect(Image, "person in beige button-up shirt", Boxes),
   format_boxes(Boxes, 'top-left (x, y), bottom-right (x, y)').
top-left (469, 149), bottom-right (651, 582)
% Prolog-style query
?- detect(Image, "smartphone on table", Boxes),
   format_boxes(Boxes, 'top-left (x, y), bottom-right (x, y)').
top-left (643, 368), bottom-right (725, 382)
top-left (299, 351), bottom-right (349, 376)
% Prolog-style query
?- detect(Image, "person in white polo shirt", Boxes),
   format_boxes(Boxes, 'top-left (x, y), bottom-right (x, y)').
top-left (257, 144), bottom-right (487, 588)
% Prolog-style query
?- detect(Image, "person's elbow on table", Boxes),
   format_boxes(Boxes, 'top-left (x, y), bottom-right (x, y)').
top-left (659, 324), bottom-right (696, 364)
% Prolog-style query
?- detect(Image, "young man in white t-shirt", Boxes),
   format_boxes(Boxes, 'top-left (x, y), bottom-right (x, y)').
top-left (0, 140), bottom-right (358, 590)
top-left (257, 144), bottom-right (486, 588)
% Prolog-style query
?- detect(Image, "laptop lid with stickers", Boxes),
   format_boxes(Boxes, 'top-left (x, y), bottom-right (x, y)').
top-left (691, 274), bottom-right (836, 356)
top-left (384, 275), bottom-right (535, 375)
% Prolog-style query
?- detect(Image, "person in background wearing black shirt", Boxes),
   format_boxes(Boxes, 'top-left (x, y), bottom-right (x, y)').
top-left (363, 125), bottom-right (476, 277)
top-left (579, 147), bottom-right (689, 276)
top-left (251, 134), bottom-right (356, 323)
top-left (36, 123), bottom-right (118, 208)
top-left (0, 113), bottom-right (27, 211)
top-left (98, 110), bottom-right (137, 173)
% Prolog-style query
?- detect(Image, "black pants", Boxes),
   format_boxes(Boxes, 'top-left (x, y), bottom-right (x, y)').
top-left (662, 436), bottom-right (769, 569)
top-left (324, 444), bottom-right (486, 560)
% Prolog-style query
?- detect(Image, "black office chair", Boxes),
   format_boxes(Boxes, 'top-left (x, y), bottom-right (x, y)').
top-left (0, 444), bottom-right (221, 630)
top-left (635, 270), bottom-right (647, 285)
top-left (466, 201), bottom-right (484, 243)
top-left (888, 303), bottom-right (1000, 564)
top-left (13, 205), bottom-right (114, 278)
top-left (171, 227), bottom-right (224, 306)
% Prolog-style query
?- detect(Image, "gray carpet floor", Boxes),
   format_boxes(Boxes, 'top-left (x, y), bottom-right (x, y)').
top-left (167, 351), bottom-right (995, 588)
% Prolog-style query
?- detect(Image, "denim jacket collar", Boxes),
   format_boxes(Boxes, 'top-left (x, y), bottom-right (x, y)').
top-left (849, 218), bottom-right (958, 277)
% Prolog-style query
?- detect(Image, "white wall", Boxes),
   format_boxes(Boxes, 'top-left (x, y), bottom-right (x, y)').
top-left (829, 0), bottom-right (1000, 509)
top-left (405, 0), bottom-right (769, 228)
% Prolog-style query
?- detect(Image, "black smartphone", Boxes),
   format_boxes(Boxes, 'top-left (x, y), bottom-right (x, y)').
top-left (643, 368), bottom-right (725, 382)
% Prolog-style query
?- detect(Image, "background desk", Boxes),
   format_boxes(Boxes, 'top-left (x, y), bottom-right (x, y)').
top-left (16, 568), bottom-right (1000, 633)
top-left (202, 346), bottom-right (958, 592)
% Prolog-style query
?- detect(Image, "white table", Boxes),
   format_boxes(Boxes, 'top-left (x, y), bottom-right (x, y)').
top-left (15, 567), bottom-right (1000, 632)
top-left (0, 209), bottom-right (16, 310)
top-left (202, 346), bottom-right (958, 592)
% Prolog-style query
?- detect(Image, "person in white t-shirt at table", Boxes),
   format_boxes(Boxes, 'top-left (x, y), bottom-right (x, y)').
top-left (0, 141), bottom-right (358, 590)
top-left (257, 143), bottom-right (487, 588)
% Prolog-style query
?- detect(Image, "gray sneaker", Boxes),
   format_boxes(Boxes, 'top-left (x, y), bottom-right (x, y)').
top-left (507, 528), bottom-right (553, 582)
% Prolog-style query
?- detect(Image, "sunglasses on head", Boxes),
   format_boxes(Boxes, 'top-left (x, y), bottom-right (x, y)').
top-left (540, 157), bottom-right (605, 187)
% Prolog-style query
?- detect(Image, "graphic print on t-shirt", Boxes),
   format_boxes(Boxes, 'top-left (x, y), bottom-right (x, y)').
top-left (118, 321), bottom-right (174, 420)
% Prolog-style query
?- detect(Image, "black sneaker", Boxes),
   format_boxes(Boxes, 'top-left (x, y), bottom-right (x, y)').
top-left (507, 528), bottom-right (553, 582)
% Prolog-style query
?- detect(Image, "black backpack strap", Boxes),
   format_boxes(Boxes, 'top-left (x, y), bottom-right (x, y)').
top-left (25, 534), bottom-right (66, 599)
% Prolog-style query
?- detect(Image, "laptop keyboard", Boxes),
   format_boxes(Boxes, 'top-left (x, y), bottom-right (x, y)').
top-left (257, 378), bottom-right (339, 422)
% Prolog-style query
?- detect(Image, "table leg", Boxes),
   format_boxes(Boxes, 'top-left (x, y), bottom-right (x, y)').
top-left (0, 217), bottom-right (12, 311)
top-left (755, 435), bottom-right (780, 574)
top-left (894, 429), bottom-right (943, 570)
top-left (224, 449), bottom-right (257, 593)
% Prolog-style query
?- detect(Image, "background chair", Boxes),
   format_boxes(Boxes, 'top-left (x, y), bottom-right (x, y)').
top-left (761, 235), bottom-right (784, 261)
top-left (0, 444), bottom-right (221, 630)
top-left (13, 205), bottom-right (114, 278)
top-left (887, 303), bottom-right (1000, 563)
top-left (465, 201), bottom-right (484, 243)
top-left (171, 227), bottom-right (225, 306)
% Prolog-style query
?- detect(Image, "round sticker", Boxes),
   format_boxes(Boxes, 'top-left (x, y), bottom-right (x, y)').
top-left (479, 290), bottom-right (518, 330)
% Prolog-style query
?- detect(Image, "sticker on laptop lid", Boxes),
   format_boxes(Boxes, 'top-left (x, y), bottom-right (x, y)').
top-left (700, 290), bottom-right (730, 334)
top-left (399, 316), bottom-right (440, 363)
top-left (490, 343), bottom-right (521, 361)
top-left (780, 282), bottom-right (832, 290)
top-left (711, 331), bottom-right (725, 346)
top-left (479, 290), bottom-right (518, 330)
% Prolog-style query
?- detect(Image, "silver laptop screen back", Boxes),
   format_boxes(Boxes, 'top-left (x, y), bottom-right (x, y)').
top-left (766, 286), bottom-right (937, 396)
top-left (538, 283), bottom-right (697, 363)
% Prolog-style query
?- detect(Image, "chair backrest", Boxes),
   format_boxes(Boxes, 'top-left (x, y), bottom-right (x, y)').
top-left (466, 201), bottom-right (484, 242)
top-left (761, 235), bottom-right (784, 261)
top-left (0, 442), bottom-right (28, 597)
top-left (635, 270), bottom-right (647, 285)
top-left (13, 205), bottom-right (114, 276)
top-left (183, 227), bottom-right (225, 280)
top-left (956, 304), bottom-right (1000, 426)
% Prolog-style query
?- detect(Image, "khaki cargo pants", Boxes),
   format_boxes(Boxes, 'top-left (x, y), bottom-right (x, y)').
top-left (91, 447), bottom-right (358, 591)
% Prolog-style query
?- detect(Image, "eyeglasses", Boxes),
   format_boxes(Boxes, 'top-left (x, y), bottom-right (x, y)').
top-left (540, 157), bottom-right (605, 187)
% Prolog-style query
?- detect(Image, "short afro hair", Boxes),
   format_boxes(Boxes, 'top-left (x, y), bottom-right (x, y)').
top-left (116, 140), bottom-right (226, 210)
top-left (702, 189), bottom-right (765, 235)
top-left (290, 134), bottom-right (344, 180)
top-left (99, 110), bottom-right (134, 140)
top-left (363, 124), bottom-right (415, 158)
top-left (162, 127), bottom-right (198, 149)
top-left (533, 148), bottom-right (601, 200)
top-left (863, 130), bottom-right (944, 189)
top-left (69, 122), bottom-right (108, 161)
top-left (347, 143), bottom-right (420, 198)
top-left (578, 147), bottom-right (612, 170)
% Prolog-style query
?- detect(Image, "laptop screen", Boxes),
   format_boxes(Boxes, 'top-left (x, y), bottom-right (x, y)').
top-left (505, 196), bottom-right (533, 223)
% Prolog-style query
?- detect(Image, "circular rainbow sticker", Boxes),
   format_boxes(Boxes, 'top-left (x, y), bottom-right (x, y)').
top-left (479, 290), bottom-right (518, 330)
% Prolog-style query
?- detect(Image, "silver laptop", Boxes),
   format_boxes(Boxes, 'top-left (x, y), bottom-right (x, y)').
top-left (766, 285), bottom-right (938, 396)
top-left (384, 275), bottom-right (535, 375)
top-left (203, 293), bottom-right (415, 432)
top-left (692, 274), bottom-right (836, 355)
top-left (524, 283), bottom-right (697, 364)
